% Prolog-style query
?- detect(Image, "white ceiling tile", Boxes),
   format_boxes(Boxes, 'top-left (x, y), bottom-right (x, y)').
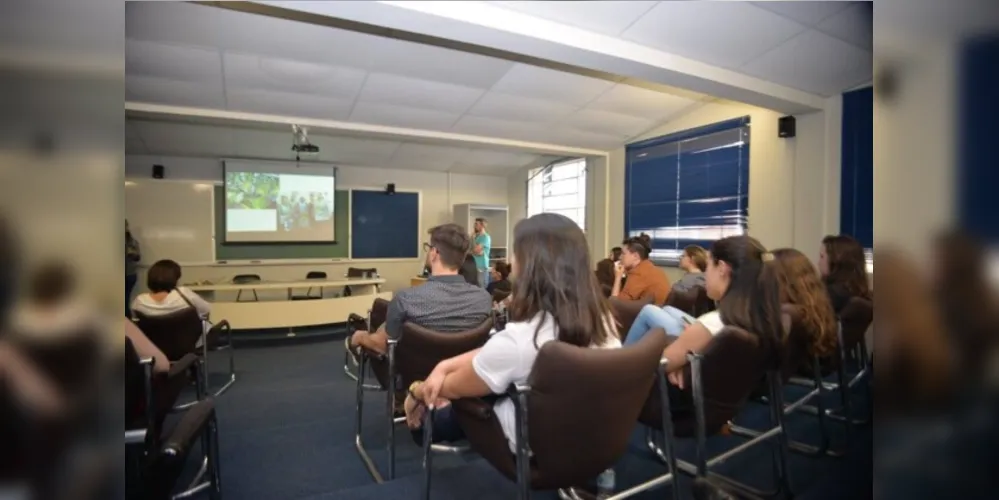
top-left (130, 121), bottom-right (235, 157)
top-left (223, 53), bottom-right (367, 99)
top-left (490, 64), bottom-right (617, 107)
top-left (492, 1), bottom-right (659, 36)
top-left (357, 73), bottom-right (485, 115)
top-left (751, 1), bottom-right (852, 26)
top-left (816, 2), bottom-right (873, 50)
top-left (466, 92), bottom-right (578, 123)
top-left (586, 84), bottom-right (699, 121)
top-left (366, 42), bottom-right (514, 89)
top-left (740, 29), bottom-right (872, 96)
top-left (126, 75), bottom-right (227, 109)
top-left (621, 2), bottom-right (807, 69)
top-left (349, 102), bottom-right (460, 131)
top-left (564, 109), bottom-right (656, 138)
top-left (226, 88), bottom-right (354, 121)
top-left (126, 40), bottom-right (222, 84)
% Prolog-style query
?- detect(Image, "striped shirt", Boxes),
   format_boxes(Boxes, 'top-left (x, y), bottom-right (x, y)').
top-left (384, 274), bottom-right (493, 339)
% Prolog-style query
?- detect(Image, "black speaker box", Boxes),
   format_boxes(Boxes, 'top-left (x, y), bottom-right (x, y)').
top-left (152, 164), bottom-right (165, 179)
top-left (778, 116), bottom-right (796, 138)
top-left (386, 183), bottom-right (396, 195)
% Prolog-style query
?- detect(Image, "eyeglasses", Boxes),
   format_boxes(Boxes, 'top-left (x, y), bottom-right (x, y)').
top-left (422, 242), bottom-right (435, 253)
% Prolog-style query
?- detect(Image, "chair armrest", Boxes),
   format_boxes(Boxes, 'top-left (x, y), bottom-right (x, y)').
top-left (161, 398), bottom-right (215, 456)
top-left (168, 353), bottom-right (200, 379)
top-left (452, 398), bottom-right (494, 420)
top-left (505, 383), bottom-right (530, 397)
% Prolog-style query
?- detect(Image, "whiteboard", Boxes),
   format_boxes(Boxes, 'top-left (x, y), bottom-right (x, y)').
top-left (125, 180), bottom-right (215, 264)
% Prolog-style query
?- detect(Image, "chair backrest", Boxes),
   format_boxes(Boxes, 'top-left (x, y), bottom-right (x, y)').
top-left (14, 329), bottom-right (104, 399)
top-left (526, 329), bottom-right (669, 485)
top-left (839, 296), bottom-right (873, 350)
top-left (369, 297), bottom-right (391, 332)
top-left (232, 274), bottom-right (261, 284)
top-left (396, 318), bottom-right (493, 387)
top-left (779, 304), bottom-right (813, 382)
top-left (692, 286), bottom-right (717, 317)
top-left (306, 271), bottom-right (327, 279)
top-left (641, 328), bottom-right (771, 436)
top-left (610, 296), bottom-right (655, 339)
top-left (347, 267), bottom-right (378, 278)
top-left (134, 308), bottom-right (203, 360)
top-left (666, 286), bottom-right (716, 317)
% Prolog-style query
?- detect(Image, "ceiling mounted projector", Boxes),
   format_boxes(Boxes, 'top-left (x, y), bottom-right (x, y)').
top-left (291, 124), bottom-right (319, 159)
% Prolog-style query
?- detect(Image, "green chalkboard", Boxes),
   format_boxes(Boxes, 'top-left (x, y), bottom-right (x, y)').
top-left (214, 186), bottom-right (349, 260)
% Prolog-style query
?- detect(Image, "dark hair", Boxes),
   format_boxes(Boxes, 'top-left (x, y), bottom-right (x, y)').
top-left (710, 236), bottom-right (782, 367)
top-left (28, 261), bottom-right (75, 306)
top-left (622, 233), bottom-right (652, 260)
top-left (682, 245), bottom-right (708, 272)
top-left (610, 247), bottom-right (622, 262)
top-left (508, 213), bottom-right (614, 348)
top-left (147, 259), bottom-right (182, 293)
top-left (595, 259), bottom-right (615, 298)
top-left (474, 217), bottom-right (487, 226)
top-left (821, 235), bottom-right (870, 299)
top-left (772, 248), bottom-right (838, 357)
top-left (428, 224), bottom-right (471, 269)
top-left (459, 254), bottom-right (479, 286)
top-left (494, 261), bottom-right (511, 280)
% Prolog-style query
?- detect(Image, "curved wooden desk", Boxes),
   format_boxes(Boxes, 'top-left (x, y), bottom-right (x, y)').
top-left (186, 277), bottom-right (391, 331)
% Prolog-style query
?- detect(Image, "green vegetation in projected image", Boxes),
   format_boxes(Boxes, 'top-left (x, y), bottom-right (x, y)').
top-left (226, 172), bottom-right (279, 209)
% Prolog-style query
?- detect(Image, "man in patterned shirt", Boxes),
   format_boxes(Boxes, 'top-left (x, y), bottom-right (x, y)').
top-left (348, 223), bottom-right (493, 356)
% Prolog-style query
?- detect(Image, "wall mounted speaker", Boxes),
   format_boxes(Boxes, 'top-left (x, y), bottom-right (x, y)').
top-left (386, 183), bottom-right (396, 195)
top-left (152, 164), bottom-right (165, 179)
top-left (778, 115), bottom-right (796, 138)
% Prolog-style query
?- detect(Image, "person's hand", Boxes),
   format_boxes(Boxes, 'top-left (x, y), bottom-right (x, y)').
top-left (420, 369), bottom-right (451, 409)
top-left (404, 393), bottom-right (425, 429)
top-left (667, 369), bottom-right (685, 390)
top-left (614, 261), bottom-right (625, 280)
top-left (349, 330), bottom-right (368, 348)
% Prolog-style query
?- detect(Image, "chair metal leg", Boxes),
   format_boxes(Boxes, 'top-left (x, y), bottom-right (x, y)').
top-left (354, 355), bottom-right (384, 483)
top-left (513, 390), bottom-right (531, 500)
top-left (422, 408), bottom-right (435, 500)
top-left (386, 341), bottom-right (397, 481)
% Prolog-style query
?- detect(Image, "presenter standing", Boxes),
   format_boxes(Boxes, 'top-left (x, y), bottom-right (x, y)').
top-left (125, 220), bottom-right (141, 317)
top-left (472, 218), bottom-right (491, 288)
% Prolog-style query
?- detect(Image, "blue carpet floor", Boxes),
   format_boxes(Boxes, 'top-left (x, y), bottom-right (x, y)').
top-left (193, 335), bottom-right (871, 499)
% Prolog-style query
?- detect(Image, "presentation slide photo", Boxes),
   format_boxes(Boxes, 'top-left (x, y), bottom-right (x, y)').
top-left (226, 172), bottom-right (279, 210)
top-left (224, 169), bottom-right (336, 243)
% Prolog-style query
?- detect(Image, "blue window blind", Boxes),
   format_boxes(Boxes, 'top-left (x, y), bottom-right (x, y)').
top-left (840, 87), bottom-right (873, 250)
top-left (625, 116), bottom-right (750, 264)
top-left (959, 35), bottom-right (999, 244)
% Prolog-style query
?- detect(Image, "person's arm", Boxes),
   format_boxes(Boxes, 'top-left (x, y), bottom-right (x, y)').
top-left (179, 287), bottom-right (212, 318)
top-left (126, 236), bottom-right (141, 262)
top-left (661, 322), bottom-right (714, 373)
top-left (420, 333), bottom-right (517, 404)
top-left (124, 319), bottom-right (170, 373)
top-left (616, 271), bottom-right (641, 300)
top-left (611, 262), bottom-right (625, 298)
top-left (429, 360), bottom-right (492, 401)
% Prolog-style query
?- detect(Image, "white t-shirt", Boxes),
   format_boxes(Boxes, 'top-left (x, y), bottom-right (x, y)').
top-left (472, 312), bottom-right (621, 453)
top-left (132, 287), bottom-right (211, 319)
top-left (696, 310), bottom-right (726, 336)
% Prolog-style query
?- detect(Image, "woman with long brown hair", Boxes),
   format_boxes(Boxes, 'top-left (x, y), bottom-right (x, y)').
top-left (819, 234), bottom-right (871, 313)
top-left (772, 248), bottom-right (838, 358)
top-left (404, 213), bottom-right (620, 449)
top-left (594, 258), bottom-right (616, 297)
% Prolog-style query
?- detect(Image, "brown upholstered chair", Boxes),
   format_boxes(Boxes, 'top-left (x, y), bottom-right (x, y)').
top-left (343, 297), bottom-right (390, 387)
top-left (610, 295), bottom-right (655, 339)
top-left (124, 339), bottom-right (221, 500)
top-left (134, 310), bottom-right (236, 400)
top-left (665, 286), bottom-right (716, 317)
top-left (635, 328), bottom-right (792, 500)
top-left (423, 327), bottom-right (669, 500)
top-left (353, 316), bottom-right (493, 482)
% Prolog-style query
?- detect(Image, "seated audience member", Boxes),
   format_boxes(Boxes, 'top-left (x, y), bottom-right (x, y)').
top-left (595, 258), bottom-right (615, 298)
top-left (124, 317), bottom-right (169, 374)
top-left (403, 213), bottom-right (620, 449)
top-left (818, 234), bottom-right (871, 314)
top-left (348, 224), bottom-right (492, 356)
top-left (459, 253), bottom-right (480, 287)
top-left (486, 261), bottom-right (512, 299)
top-left (612, 233), bottom-right (671, 305)
top-left (672, 245), bottom-right (708, 293)
top-left (621, 236), bottom-right (783, 389)
top-left (131, 259), bottom-right (212, 320)
top-left (610, 246), bottom-right (623, 263)
top-left (772, 248), bottom-right (838, 358)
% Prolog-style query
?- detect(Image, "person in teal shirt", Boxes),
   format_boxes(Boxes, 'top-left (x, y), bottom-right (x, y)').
top-left (472, 218), bottom-right (491, 288)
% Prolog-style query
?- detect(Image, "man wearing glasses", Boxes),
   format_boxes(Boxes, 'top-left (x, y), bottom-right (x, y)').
top-left (347, 223), bottom-right (492, 357)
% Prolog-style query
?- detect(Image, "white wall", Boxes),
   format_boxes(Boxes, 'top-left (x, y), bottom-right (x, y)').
top-left (125, 155), bottom-right (509, 293)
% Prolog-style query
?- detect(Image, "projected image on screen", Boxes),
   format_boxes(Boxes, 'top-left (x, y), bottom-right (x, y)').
top-left (224, 166), bottom-right (336, 243)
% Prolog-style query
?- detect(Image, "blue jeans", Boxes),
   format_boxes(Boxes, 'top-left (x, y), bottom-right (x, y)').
top-left (623, 305), bottom-right (695, 346)
top-left (478, 268), bottom-right (489, 288)
top-left (410, 405), bottom-right (465, 445)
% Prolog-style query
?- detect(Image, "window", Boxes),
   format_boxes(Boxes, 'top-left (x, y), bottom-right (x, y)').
top-left (527, 158), bottom-right (586, 230)
top-left (840, 86), bottom-right (874, 271)
top-left (625, 117), bottom-right (750, 265)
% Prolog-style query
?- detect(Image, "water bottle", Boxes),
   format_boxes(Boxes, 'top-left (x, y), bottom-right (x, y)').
top-left (596, 468), bottom-right (615, 499)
